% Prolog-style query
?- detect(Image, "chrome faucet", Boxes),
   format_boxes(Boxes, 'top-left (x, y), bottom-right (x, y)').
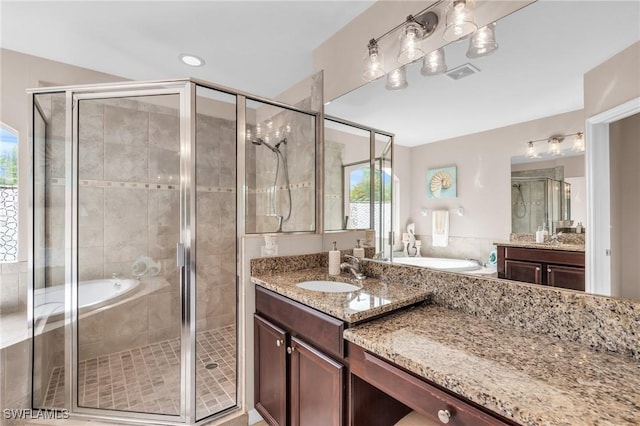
top-left (340, 255), bottom-right (366, 280)
top-left (550, 232), bottom-right (563, 245)
top-left (465, 258), bottom-right (486, 267)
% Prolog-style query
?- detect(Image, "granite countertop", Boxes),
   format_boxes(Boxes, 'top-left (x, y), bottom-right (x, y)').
top-left (251, 268), bottom-right (431, 324)
top-left (495, 241), bottom-right (585, 252)
top-left (344, 305), bottom-right (640, 426)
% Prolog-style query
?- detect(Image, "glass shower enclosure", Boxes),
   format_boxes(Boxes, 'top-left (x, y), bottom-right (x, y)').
top-left (28, 79), bottom-right (316, 424)
top-left (511, 177), bottom-right (571, 234)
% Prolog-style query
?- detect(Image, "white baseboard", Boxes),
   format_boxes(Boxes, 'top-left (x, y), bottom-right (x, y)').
top-left (248, 409), bottom-right (263, 425)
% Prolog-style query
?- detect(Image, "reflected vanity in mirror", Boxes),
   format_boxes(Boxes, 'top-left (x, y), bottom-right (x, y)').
top-left (323, 1), bottom-right (639, 301)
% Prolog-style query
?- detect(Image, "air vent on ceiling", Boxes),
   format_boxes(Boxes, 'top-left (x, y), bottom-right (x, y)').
top-left (446, 63), bottom-right (480, 81)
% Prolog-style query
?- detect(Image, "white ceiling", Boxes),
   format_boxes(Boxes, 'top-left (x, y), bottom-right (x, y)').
top-left (326, 0), bottom-right (640, 146)
top-left (1, 1), bottom-right (638, 148)
top-left (0, 0), bottom-right (374, 98)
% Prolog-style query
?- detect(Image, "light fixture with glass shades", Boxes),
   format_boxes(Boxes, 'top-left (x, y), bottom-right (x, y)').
top-left (572, 132), bottom-right (585, 152)
top-left (466, 22), bottom-right (498, 58)
top-left (526, 141), bottom-right (540, 159)
top-left (360, 0), bottom-right (502, 90)
top-left (361, 8), bottom-right (438, 84)
top-left (421, 47), bottom-right (448, 76)
top-left (386, 66), bottom-right (408, 90)
top-left (525, 132), bottom-right (585, 159)
top-left (362, 39), bottom-right (385, 81)
top-left (397, 22), bottom-right (426, 65)
top-left (443, 0), bottom-right (478, 42)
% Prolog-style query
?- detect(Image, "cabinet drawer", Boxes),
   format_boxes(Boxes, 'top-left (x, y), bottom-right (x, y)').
top-left (256, 286), bottom-right (344, 359)
top-left (504, 247), bottom-right (584, 267)
top-left (349, 343), bottom-right (512, 426)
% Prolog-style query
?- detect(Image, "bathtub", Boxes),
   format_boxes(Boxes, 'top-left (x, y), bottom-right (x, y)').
top-left (34, 278), bottom-right (140, 321)
top-left (392, 257), bottom-right (482, 272)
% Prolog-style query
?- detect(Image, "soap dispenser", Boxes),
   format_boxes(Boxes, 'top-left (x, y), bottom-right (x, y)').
top-left (328, 241), bottom-right (341, 276)
top-left (353, 239), bottom-right (365, 260)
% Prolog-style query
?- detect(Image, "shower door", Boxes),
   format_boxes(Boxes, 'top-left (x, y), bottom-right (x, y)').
top-left (73, 89), bottom-right (186, 420)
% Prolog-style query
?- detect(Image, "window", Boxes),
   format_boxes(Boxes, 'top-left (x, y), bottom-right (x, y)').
top-left (0, 123), bottom-right (18, 262)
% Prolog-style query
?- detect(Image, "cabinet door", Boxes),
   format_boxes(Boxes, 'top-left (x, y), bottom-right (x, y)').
top-left (547, 265), bottom-right (585, 291)
top-left (254, 315), bottom-right (288, 426)
top-left (290, 337), bottom-right (344, 426)
top-left (505, 260), bottom-right (543, 284)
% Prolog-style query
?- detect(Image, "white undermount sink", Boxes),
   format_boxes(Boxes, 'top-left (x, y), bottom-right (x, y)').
top-left (296, 280), bottom-right (362, 293)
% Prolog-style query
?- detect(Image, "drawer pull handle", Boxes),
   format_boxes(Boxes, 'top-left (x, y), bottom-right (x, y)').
top-left (276, 339), bottom-right (283, 347)
top-left (437, 409), bottom-right (451, 424)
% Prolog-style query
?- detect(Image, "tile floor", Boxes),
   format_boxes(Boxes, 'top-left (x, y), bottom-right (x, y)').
top-left (41, 325), bottom-right (236, 418)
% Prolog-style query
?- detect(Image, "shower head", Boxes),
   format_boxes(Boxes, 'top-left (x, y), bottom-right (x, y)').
top-left (274, 137), bottom-right (287, 150)
top-left (251, 137), bottom-right (278, 153)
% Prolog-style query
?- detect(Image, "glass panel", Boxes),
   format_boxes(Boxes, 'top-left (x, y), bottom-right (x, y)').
top-left (375, 133), bottom-right (393, 259)
top-left (323, 119), bottom-right (371, 231)
top-left (76, 95), bottom-right (181, 415)
top-left (194, 85), bottom-right (237, 420)
top-left (245, 99), bottom-right (316, 233)
top-left (32, 92), bottom-right (67, 410)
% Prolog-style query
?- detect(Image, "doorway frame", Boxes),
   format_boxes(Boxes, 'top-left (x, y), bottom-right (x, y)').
top-left (585, 97), bottom-right (640, 295)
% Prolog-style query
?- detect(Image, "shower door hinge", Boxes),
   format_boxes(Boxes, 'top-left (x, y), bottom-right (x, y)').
top-left (176, 243), bottom-right (185, 267)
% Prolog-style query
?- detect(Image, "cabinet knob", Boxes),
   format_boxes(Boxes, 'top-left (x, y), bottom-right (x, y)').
top-left (437, 409), bottom-right (451, 424)
top-left (547, 268), bottom-right (552, 273)
top-left (287, 347), bottom-right (294, 354)
top-left (276, 339), bottom-right (283, 347)
top-left (535, 267), bottom-right (540, 271)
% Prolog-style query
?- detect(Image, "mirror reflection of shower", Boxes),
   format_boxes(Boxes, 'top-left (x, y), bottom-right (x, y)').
top-left (251, 135), bottom-right (292, 232)
top-left (512, 183), bottom-right (527, 218)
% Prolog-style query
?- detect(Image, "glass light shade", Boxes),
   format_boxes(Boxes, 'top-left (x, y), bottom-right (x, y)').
top-left (572, 132), bottom-right (585, 152)
top-left (421, 48), bottom-right (447, 76)
top-left (466, 22), bottom-right (498, 58)
top-left (526, 141), bottom-right (539, 159)
top-left (443, 0), bottom-right (478, 42)
top-left (397, 22), bottom-right (425, 65)
top-left (386, 66), bottom-right (408, 90)
top-left (548, 138), bottom-right (562, 156)
top-left (362, 40), bottom-right (385, 81)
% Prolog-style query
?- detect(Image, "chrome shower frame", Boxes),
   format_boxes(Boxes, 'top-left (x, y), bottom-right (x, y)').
top-left (27, 78), bottom-right (320, 425)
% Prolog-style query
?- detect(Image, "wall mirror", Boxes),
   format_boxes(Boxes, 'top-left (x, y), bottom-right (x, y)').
top-left (510, 153), bottom-right (585, 235)
top-left (324, 1), bottom-right (639, 301)
top-left (323, 117), bottom-right (394, 258)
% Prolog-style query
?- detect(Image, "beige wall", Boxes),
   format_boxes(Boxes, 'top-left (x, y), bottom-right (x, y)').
top-left (584, 41), bottom-right (640, 118)
top-left (406, 110), bottom-right (585, 246)
top-left (0, 48), bottom-right (127, 262)
top-left (609, 113), bottom-right (640, 300)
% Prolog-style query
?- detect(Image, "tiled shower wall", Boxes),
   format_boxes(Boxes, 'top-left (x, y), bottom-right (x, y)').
top-left (248, 100), bottom-right (316, 233)
top-left (324, 140), bottom-right (344, 230)
top-left (34, 95), bottom-right (237, 365)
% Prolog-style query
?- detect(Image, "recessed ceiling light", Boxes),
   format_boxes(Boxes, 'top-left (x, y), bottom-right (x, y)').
top-left (179, 54), bottom-right (205, 67)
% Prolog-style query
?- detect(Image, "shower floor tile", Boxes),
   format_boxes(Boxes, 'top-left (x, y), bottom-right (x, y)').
top-left (41, 324), bottom-right (236, 418)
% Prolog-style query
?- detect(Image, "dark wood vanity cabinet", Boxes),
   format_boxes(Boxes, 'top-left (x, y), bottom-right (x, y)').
top-left (349, 343), bottom-right (515, 426)
top-left (254, 287), bottom-right (346, 426)
top-left (497, 245), bottom-right (585, 291)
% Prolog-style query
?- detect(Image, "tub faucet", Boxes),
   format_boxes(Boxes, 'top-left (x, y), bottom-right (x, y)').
top-left (340, 255), bottom-right (366, 280)
top-left (465, 258), bottom-right (486, 267)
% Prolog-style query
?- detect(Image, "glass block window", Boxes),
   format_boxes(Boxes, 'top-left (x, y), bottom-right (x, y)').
top-left (0, 123), bottom-right (18, 262)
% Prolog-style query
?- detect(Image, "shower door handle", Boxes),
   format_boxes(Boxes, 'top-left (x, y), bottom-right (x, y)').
top-left (176, 243), bottom-right (185, 268)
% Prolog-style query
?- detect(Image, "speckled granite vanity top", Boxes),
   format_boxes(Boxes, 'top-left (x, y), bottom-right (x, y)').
top-left (495, 241), bottom-right (585, 252)
top-left (251, 268), bottom-right (431, 323)
top-left (344, 305), bottom-right (640, 426)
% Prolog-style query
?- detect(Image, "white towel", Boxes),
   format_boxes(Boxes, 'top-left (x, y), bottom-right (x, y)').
top-left (432, 210), bottom-right (449, 247)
